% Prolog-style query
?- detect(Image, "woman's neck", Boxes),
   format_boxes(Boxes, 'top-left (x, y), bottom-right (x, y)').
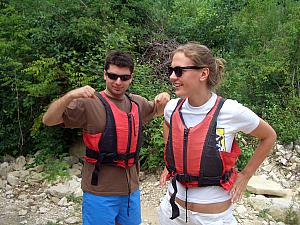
top-left (187, 91), bottom-right (212, 107)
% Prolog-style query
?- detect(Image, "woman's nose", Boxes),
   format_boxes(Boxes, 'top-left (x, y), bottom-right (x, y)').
top-left (170, 72), bottom-right (177, 81)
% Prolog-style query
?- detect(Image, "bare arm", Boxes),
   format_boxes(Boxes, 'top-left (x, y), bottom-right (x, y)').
top-left (42, 85), bottom-right (96, 126)
top-left (160, 121), bottom-right (170, 187)
top-left (230, 118), bottom-right (277, 202)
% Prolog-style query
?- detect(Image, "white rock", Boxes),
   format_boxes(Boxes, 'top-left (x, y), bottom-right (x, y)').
top-left (65, 216), bottom-right (81, 224)
top-left (19, 209), bottom-right (28, 216)
top-left (14, 156), bottom-right (26, 170)
top-left (39, 207), bottom-right (49, 213)
top-left (247, 176), bottom-right (291, 197)
top-left (58, 197), bottom-right (68, 206)
top-left (7, 173), bottom-right (19, 186)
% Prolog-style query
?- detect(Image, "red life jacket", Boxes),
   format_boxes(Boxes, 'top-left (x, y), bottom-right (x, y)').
top-left (83, 91), bottom-right (142, 185)
top-left (165, 96), bottom-right (240, 220)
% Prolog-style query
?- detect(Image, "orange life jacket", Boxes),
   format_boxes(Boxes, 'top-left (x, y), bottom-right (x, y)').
top-left (83, 91), bottom-right (142, 185)
top-left (165, 96), bottom-right (240, 219)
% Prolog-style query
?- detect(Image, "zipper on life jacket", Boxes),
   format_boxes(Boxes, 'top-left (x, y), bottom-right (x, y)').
top-left (126, 113), bottom-right (133, 166)
top-left (183, 128), bottom-right (189, 175)
top-left (126, 114), bottom-right (133, 215)
top-left (131, 113), bottom-right (136, 136)
top-left (183, 128), bottom-right (189, 223)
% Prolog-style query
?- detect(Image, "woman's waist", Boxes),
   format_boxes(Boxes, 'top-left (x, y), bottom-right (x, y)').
top-left (168, 184), bottom-right (232, 214)
top-left (168, 183), bottom-right (230, 204)
top-left (174, 194), bottom-right (232, 214)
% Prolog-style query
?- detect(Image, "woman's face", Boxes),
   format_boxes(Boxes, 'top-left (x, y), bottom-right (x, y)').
top-left (170, 52), bottom-right (204, 98)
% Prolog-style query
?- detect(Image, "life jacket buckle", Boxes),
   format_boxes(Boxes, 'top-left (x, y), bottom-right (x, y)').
top-left (104, 152), bottom-right (117, 159)
top-left (222, 169), bottom-right (233, 182)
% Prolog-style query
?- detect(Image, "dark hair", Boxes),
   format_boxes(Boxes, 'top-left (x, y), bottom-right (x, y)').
top-left (171, 42), bottom-right (225, 89)
top-left (104, 50), bottom-right (134, 74)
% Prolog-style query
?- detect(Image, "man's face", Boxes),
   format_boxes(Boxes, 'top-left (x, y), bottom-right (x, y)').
top-left (104, 64), bottom-right (132, 98)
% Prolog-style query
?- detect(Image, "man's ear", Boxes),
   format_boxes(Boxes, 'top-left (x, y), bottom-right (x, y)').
top-left (103, 70), bottom-right (106, 80)
top-left (199, 68), bottom-right (210, 82)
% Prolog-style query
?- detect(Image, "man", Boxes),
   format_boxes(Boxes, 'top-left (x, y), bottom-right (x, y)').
top-left (43, 50), bottom-right (170, 225)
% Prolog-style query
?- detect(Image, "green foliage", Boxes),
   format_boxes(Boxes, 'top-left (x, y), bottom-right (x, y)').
top-left (66, 194), bottom-right (82, 204)
top-left (0, 0), bottom-right (167, 159)
top-left (140, 117), bottom-right (165, 170)
top-left (235, 133), bottom-right (257, 171)
top-left (0, 0), bottom-right (299, 171)
top-left (284, 201), bottom-right (299, 225)
top-left (220, 0), bottom-right (300, 143)
top-left (43, 157), bottom-right (70, 181)
top-left (258, 208), bottom-right (270, 219)
top-left (46, 222), bottom-right (59, 225)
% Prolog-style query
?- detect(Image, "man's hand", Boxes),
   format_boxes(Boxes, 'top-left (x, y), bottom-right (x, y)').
top-left (154, 92), bottom-right (170, 116)
top-left (68, 85), bottom-right (96, 99)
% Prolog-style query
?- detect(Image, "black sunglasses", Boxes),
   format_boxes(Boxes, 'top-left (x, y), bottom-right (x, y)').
top-left (106, 72), bottom-right (132, 81)
top-left (168, 66), bottom-right (206, 77)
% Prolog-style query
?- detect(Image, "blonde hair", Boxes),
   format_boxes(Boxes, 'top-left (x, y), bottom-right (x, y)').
top-left (171, 42), bottom-right (225, 89)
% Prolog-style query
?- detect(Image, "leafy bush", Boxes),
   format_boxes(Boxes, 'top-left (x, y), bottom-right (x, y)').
top-left (0, 0), bottom-right (299, 171)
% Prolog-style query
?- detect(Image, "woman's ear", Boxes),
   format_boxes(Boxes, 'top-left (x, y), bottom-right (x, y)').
top-left (199, 68), bottom-right (210, 82)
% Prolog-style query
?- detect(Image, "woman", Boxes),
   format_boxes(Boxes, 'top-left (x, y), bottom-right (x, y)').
top-left (158, 42), bottom-right (276, 224)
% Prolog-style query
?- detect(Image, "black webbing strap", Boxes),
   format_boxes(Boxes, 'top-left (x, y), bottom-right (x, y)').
top-left (170, 175), bottom-right (179, 220)
top-left (91, 153), bottom-right (105, 186)
top-left (169, 173), bottom-right (199, 220)
top-left (86, 148), bottom-right (137, 161)
top-left (90, 150), bottom-right (138, 186)
top-left (222, 169), bottom-right (233, 183)
top-left (126, 93), bottom-right (143, 163)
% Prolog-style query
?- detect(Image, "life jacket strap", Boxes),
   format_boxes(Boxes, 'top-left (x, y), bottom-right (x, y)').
top-left (91, 153), bottom-right (105, 186)
top-left (170, 175), bottom-right (180, 220)
top-left (89, 150), bottom-right (138, 186)
top-left (175, 174), bottom-right (199, 183)
top-left (86, 148), bottom-right (137, 161)
top-left (221, 169), bottom-right (233, 183)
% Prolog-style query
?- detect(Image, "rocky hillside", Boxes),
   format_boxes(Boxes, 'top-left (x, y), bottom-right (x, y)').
top-left (0, 143), bottom-right (299, 225)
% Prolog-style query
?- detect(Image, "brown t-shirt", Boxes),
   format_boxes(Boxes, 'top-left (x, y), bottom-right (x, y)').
top-left (62, 92), bottom-right (157, 196)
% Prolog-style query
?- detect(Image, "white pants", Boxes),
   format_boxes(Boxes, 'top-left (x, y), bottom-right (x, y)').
top-left (157, 194), bottom-right (238, 225)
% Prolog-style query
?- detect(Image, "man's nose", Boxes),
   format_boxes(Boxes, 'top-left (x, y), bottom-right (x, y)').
top-left (115, 77), bottom-right (122, 84)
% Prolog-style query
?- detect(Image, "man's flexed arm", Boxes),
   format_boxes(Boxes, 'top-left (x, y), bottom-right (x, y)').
top-left (42, 85), bottom-right (96, 126)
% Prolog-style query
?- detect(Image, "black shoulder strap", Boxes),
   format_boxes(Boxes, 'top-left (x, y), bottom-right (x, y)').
top-left (166, 98), bottom-right (184, 173)
top-left (125, 93), bottom-right (143, 162)
top-left (90, 92), bottom-right (117, 186)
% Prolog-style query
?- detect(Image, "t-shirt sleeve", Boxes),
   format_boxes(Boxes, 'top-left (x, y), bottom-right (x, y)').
top-left (164, 98), bottom-right (181, 125)
top-left (131, 94), bottom-right (156, 125)
top-left (224, 99), bottom-right (260, 134)
top-left (62, 99), bottom-right (87, 128)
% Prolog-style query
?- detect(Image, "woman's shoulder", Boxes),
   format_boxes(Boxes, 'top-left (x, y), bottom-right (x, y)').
top-left (166, 98), bottom-right (182, 111)
top-left (222, 98), bottom-right (248, 113)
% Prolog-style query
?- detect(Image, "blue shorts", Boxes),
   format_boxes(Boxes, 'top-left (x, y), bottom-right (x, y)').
top-left (82, 189), bottom-right (141, 225)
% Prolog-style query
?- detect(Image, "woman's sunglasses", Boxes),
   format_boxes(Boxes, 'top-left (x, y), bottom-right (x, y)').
top-left (168, 66), bottom-right (206, 77)
top-left (106, 72), bottom-right (132, 81)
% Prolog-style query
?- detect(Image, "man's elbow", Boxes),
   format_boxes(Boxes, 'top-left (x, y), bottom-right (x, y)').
top-left (42, 114), bottom-right (51, 126)
top-left (42, 114), bottom-right (61, 126)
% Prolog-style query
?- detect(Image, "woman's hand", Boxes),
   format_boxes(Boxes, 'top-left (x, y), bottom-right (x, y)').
top-left (160, 166), bottom-right (169, 188)
top-left (230, 171), bottom-right (251, 203)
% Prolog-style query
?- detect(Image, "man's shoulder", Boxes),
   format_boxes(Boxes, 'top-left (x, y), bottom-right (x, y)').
top-left (127, 93), bottom-right (149, 104)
